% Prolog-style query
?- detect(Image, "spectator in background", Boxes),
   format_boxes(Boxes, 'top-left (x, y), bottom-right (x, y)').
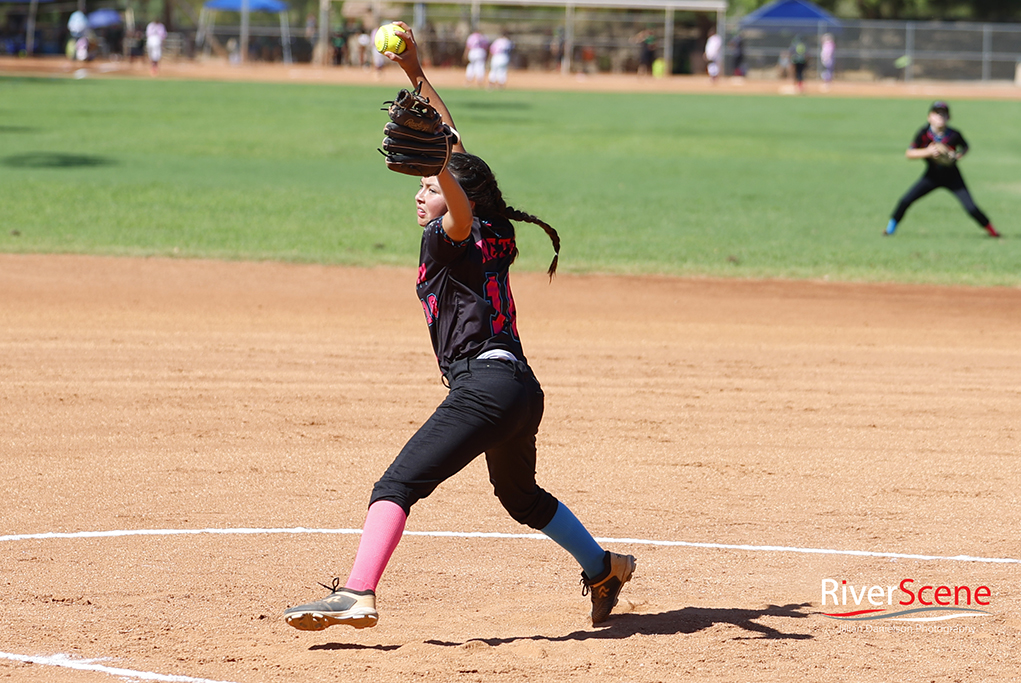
top-left (75, 35), bottom-right (91, 61)
top-left (580, 44), bottom-right (597, 74)
top-left (67, 10), bottom-right (87, 40)
top-left (820, 33), bottom-right (835, 90)
top-left (777, 48), bottom-right (790, 79)
top-left (127, 27), bottom-right (145, 64)
top-left (67, 10), bottom-right (88, 61)
top-left (355, 28), bottom-right (371, 67)
top-left (704, 27), bottom-right (722, 82)
top-left (108, 22), bottom-right (125, 59)
top-left (464, 29), bottom-right (488, 86)
top-left (790, 34), bottom-right (807, 93)
top-left (631, 29), bottom-right (656, 76)
top-left (227, 37), bottom-right (240, 65)
top-left (331, 30), bottom-right (347, 66)
top-left (145, 19), bottom-right (166, 76)
top-left (487, 31), bottom-right (512, 88)
top-left (548, 27), bottom-right (564, 71)
top-left (731, 32), bottom-right (745, 77)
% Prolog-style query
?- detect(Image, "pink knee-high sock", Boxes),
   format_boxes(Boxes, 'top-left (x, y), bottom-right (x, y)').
top-left (344, 500), bottom-right (407, 593)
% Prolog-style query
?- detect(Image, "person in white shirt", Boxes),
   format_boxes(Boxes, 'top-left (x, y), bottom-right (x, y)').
top-left (145, 20), bottom-right (167, 76)
top-left (487, 33), bottom-right (512, 88)
top-left (704, 28), bottom-right (722, 82)
top-left (67, 11), bottom-right (89, 61)
top-left (820, 33), bottom-right (836, 88)
top-left (463, 31), bottom-right (489, 86)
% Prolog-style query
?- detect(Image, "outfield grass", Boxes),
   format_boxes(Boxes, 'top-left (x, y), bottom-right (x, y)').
top-left (1, 75), bottom-right (1019, 286)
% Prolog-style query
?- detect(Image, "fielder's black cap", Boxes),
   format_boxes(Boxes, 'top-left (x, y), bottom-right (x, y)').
top-left (929, 100), bottom-right (950, 118)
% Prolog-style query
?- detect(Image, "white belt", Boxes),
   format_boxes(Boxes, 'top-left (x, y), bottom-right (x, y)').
top-left (477, 349), bottom-right (518, 363)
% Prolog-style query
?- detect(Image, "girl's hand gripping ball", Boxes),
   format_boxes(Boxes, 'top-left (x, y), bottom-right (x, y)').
top-left (375, 24), bottom-right (406, 55)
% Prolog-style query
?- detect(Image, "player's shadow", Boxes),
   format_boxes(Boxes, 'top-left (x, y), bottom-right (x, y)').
top-left (427, 603), bottom-right (815, 647)
top-left (310, 642), bottom-right (402, 652)
top-left (0, 75), bottom-right (78, 86)
top-left (2, 152), bottom-right (116, 168)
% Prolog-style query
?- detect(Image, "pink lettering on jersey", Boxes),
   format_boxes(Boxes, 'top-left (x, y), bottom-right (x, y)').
top-left (417, 263), bottom-right (427, 285)
top-left (476, 237), bottom-right (515, 263)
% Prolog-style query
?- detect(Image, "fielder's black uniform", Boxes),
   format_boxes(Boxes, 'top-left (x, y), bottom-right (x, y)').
top-left (891, 125), bottom-right (990, 228)
top-left (370, 215), bottom-right (560, 530)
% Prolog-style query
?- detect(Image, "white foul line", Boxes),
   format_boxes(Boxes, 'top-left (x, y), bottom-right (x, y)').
top-left (2, 528), bottom-right (1015, 681)
top-left (0, 651), bottom-right (237, 683)
top-left (2, 527), bottom-right (1019, 564)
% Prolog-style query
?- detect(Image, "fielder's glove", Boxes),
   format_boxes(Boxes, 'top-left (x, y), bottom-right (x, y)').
top-left (380, 84), bottom-right (458, 176)
top-left (932, 142), bottom-right (957, 166)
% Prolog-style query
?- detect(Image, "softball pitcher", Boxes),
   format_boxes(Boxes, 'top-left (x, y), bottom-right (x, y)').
top-left (283, 22), bottom-right (636, 632)
top-left (886, 101), bottom-right (1000, 238)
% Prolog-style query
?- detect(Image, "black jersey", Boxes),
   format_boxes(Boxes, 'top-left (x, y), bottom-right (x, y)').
top-left (911, 124), bottom-right (969, 177)
top-left (416, 215), bottom-right (525, 375)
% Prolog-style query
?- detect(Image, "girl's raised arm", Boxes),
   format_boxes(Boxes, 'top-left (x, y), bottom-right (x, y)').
top-left (384, 22), bottom-right (466, 155)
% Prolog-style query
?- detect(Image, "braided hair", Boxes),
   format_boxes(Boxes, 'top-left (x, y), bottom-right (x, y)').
top-left (447, 153), bottom-right (560, 279)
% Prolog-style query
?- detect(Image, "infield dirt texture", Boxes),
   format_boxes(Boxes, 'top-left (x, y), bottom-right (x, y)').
top-left (3, 253), bottom-right (1020, 682)
top-left (2, 60), bottom-right (1021, 683)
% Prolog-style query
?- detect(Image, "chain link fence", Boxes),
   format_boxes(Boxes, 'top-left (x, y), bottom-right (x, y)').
top-left (730, 19), bottom-right (1021, 82)
top-left (393, 4), bottom-right (1021, 82)
top-left (116, 0), bottom-right (1021, 83)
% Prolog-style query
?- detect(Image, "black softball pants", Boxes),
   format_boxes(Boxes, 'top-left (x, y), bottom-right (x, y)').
top-left (370, 358), bottom-right (560, 531)
top-left (892, 171), bottom-right (989, 227)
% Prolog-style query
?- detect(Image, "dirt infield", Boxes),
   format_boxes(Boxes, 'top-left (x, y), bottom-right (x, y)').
top-left (2, 253), bottom-right (1020, 682)
top-left (4, 55), bottom-right (1021, 101)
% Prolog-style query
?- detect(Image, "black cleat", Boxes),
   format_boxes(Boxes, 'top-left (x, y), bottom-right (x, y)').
top-left (581, 551), bottom-right (636, 625)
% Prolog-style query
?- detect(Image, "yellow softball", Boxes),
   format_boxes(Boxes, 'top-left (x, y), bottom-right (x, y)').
top-left (374, 23), bottom-right (406, 55)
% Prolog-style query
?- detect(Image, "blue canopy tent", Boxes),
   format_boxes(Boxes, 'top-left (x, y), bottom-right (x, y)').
top-left (738, 0), bottom-right (841, 33)
top-left (196, 0), bottom-right (292, 63)
top-left (88, 8), bottom-right (123, 29)
top-left (205, 0), bottom-right (287, 11)
top-left (736, 0), bottom-right (840, 81)
top-left (0, 0), bottom-right (55, 55)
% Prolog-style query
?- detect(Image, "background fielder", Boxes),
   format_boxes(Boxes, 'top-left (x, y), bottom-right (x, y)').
top-left (886, 101), bottom-right (1000, 238)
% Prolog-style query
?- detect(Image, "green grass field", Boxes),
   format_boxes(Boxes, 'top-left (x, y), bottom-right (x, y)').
top-left (2, 74), bottom-right (1019, 285)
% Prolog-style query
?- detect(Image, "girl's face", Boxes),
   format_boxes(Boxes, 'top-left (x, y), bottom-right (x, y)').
top-left (928, 111), bottom-right (947, 131)
top-left (415, 176), bottom-right (448, 227)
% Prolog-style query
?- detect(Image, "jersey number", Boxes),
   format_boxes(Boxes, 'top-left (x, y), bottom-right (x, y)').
top-left (485, 272), bottom-right (518, 339)
top-left (421, 293), bottom-right (439, 325)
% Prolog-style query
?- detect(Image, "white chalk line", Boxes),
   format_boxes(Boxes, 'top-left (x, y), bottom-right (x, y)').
top-left (3, 526), bottom-right (1020, 564)
top-left (0, 651), bottom-right (237, 683)
top-left (3, 528), bottom-right (1015, 681)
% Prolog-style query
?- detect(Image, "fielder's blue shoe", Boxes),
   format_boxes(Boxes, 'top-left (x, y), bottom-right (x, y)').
top-left (884, 219), bottom-right (898, 236)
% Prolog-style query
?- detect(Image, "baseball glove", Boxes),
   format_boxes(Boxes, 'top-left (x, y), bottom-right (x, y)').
top-left (380, 84), bottom-right (458, 176)
top-left (932, 142), bottom-right (957, 166)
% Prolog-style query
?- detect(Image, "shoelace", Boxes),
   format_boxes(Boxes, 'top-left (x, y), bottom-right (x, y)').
top-left (317, 577), bottom-right (342, 594)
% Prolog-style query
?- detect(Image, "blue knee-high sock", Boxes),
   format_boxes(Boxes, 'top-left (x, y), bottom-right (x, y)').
top-left (540, 502), bottom-right (606, 578)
